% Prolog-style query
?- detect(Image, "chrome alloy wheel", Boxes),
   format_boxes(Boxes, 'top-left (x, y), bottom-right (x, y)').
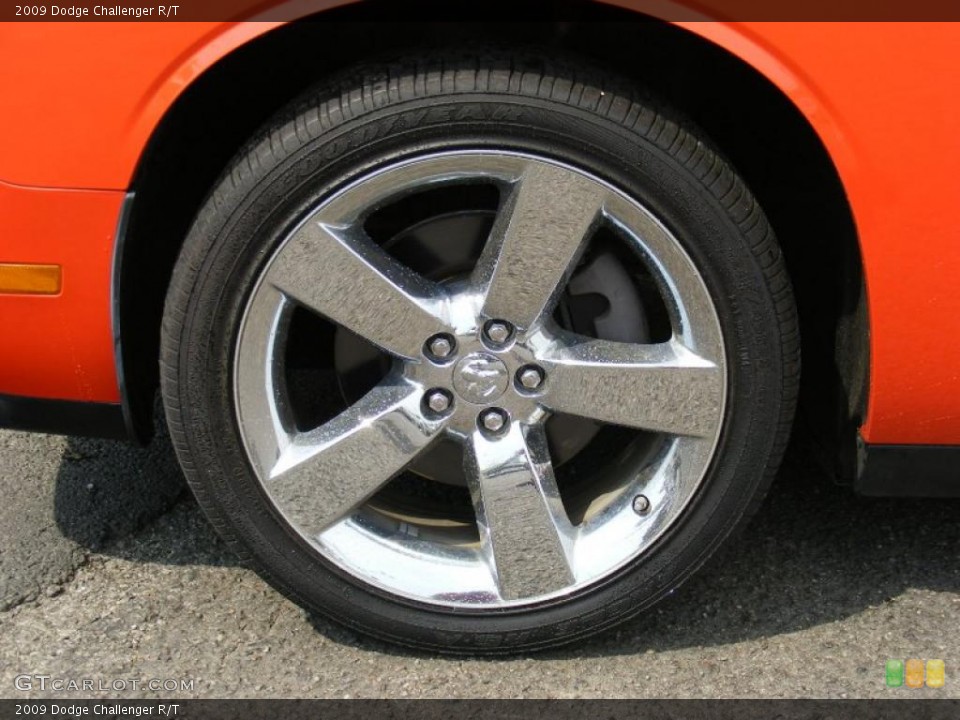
top-left (234, 151), bottom-right (727, 608)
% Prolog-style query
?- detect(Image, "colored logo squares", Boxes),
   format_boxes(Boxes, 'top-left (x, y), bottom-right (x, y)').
top-left (906, 659), bottom-right (925, 688)
top-left (885, 659), bottom-right (904, 687)
top-left (886, 659), bottom-right (946, 688)
top-left (927, 659), bottom-right (946, 688)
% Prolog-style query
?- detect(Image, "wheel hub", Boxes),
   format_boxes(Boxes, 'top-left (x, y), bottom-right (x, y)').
top-left (453, 353), bottom-right (509, 404)
top-left (403, 297), bottom-right (549, 439)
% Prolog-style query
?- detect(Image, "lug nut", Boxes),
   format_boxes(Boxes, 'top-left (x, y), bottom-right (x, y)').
top-left (425, 334), bottom-right (455, 360)
top-left (632, 494), bottom-right (651, 515)
top-left (479, 408), bottom-right (509, 434)
top-left (425, 389), bottom-right (452, 414)
top-left (484, 320), bottom-right (513, 345)
top-left (517, 365), bottom-right (545, 391)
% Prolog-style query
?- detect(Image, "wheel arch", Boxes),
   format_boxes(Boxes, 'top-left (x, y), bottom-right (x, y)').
top-left (118, 2), bottom-right (867, 479)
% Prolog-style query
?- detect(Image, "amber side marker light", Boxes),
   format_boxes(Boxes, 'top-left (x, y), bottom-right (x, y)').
top-left (0, 263), bottom-right (62, 295)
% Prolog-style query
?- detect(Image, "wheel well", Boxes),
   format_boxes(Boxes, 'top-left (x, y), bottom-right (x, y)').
top-left (120, 1), bottom-right (867, 477)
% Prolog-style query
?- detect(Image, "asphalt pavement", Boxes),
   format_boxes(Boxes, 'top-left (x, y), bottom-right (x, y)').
top-left (1, 407), bottom-right (958, 699)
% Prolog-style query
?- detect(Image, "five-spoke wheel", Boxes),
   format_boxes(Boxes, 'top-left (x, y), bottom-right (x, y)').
top-left (162, 54), bottom-right (797, 651)
top-left (236, 152), bottom-right (726, 606)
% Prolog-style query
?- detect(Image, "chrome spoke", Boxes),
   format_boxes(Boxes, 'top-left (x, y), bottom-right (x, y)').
top-left (538, 336), bottom-right (724, 437)
top-left (267, 221), bottom-right (450, 359)
top-left (266, 379), bottom-right (442, 536)
top-left (464, 423), bottom-right (575, 600)
top-left (475, 162), bottom-right (606, 331)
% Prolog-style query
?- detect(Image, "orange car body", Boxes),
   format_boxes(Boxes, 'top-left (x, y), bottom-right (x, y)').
top-left (1, 13), bottom-right (958, 470)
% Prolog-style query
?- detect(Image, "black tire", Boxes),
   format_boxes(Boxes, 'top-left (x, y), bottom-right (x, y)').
top-left (160, 51), bottom-right (799, 654)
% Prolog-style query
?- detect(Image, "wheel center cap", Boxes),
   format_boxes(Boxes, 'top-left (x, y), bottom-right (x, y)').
top-left (453, 353), bottom-right (509, 404)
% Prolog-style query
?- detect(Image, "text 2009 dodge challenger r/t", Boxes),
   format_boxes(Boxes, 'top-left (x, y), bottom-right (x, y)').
top-left (1, 6), bottom-right (958, 652)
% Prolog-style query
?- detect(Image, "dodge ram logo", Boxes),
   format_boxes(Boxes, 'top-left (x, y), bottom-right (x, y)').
top-left (453, 353), bottom-right (509, 404)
